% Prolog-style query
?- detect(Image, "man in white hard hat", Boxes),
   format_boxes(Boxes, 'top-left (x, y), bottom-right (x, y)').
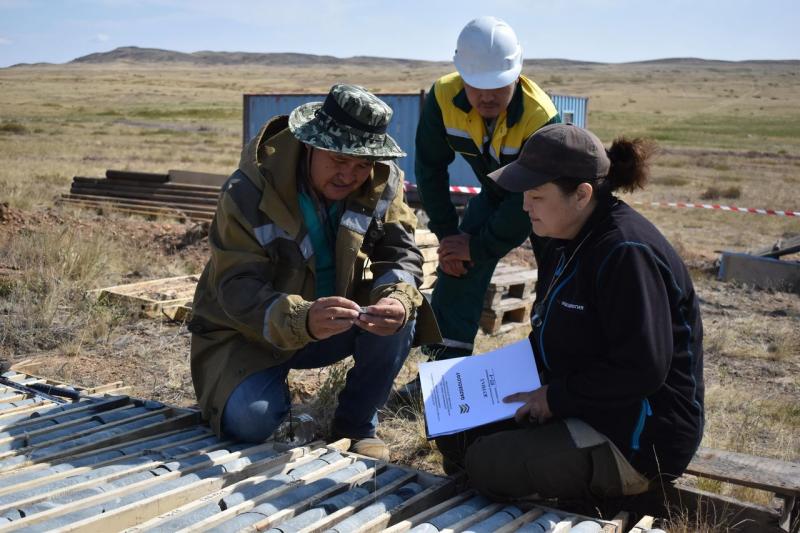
top-left (414, 16), bottom-right (561, 363)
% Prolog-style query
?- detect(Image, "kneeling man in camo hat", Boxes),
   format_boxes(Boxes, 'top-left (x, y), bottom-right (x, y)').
top-left (189, 84), bottom-right (440, 460)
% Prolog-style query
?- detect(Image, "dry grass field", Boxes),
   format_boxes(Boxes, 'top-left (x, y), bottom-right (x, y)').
top-left (1, 56), bottom-right (798, 529)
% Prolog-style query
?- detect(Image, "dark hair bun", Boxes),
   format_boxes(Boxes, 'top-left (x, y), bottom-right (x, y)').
top-left (606, 137), bottom-right (658, 193)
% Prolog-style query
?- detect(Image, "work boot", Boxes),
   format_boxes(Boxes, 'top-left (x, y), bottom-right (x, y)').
top-left (348, 437), bottom-right (390, 461)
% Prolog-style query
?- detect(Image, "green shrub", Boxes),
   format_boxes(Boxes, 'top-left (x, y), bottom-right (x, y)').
top-left (655, 176), bottom-right (689, 187)
top-left (0, 121), bottom-right (28, 135)
top-left (700, 186), bottom-right (742, 200)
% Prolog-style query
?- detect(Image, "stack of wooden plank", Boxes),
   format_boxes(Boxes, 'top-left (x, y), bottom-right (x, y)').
top-left (415, 229), bottom-right (439, 290)
top-left (59, 169), bottom-right (226, 221)
top-left (479, 264), bottom-right (538, 335)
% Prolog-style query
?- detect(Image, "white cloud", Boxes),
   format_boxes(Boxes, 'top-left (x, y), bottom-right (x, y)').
top-left (93, 33), bottom-right (110, 42)
top-left (0, 37), bottom-right (11, 45)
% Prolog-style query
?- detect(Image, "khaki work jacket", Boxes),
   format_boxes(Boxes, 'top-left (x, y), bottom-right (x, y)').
top-left (190, 116), bottom-right (440, 433)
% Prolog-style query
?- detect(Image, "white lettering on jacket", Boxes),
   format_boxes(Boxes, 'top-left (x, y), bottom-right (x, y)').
top-left (560, 301), bottom-right (585, 311)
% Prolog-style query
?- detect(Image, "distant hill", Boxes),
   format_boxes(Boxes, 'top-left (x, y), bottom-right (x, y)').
top-left (70, 47), bottom-right (610, 68)
top-left (10, 47), bottom-right (794, 69)
top-left (69, 46), bottom-right (447, 68)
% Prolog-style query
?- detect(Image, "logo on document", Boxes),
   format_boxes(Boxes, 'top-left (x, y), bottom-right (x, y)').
top-left (459, 403), bottom-right (470, 414)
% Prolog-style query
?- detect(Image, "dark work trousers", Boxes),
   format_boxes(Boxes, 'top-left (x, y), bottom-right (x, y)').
top-left (428, 191), bottom-right (529, 360)
top-left (221, 320), bottom-right (415, 442)
top-left (437, 419), bottom-right (648, 516)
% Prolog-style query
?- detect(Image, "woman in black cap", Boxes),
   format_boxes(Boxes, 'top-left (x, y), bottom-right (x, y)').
top-left (460, 124), bottom-right (704, 507)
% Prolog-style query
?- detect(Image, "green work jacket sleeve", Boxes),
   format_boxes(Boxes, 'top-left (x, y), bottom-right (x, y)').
top-left (209, 192), bottom-right (314, 352)
top-left (467, 190), bottom-right (533, 262)
top-left (415, 84), bottom-right (460, 240)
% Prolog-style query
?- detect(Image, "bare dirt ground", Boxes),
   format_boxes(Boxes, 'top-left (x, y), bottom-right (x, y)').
top-left (1, 59), bottom-right (798, 527)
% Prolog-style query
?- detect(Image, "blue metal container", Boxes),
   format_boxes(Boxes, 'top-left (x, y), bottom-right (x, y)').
top-left (243, 92), bottom-right (426, 186)
top-left (548, 93), bottom-right (589, 128)
top-left (243, 92), bottom-right (587, 187)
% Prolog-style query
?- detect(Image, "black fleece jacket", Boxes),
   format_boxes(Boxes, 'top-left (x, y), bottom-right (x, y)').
top-left (531, 197), bottom-right (704, 479)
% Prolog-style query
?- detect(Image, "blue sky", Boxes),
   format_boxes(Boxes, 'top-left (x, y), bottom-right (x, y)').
top-left (1, 0), bottom-right (798, 68)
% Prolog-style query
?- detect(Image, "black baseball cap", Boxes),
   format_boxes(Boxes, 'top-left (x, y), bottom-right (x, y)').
top-left (489, 123), bottom-right (611, 192)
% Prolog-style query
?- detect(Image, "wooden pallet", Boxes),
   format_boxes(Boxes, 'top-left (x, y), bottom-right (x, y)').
top-left (484, 264), bottom-right (538, 308)
top-left (162, 301), bottom-right (193, 322)
top-left (685, 447), bottom-right (800, 532)
top-left (479, 297), bottom-right (533, 334)
top-left (88, 274), bottom-right (200, 317)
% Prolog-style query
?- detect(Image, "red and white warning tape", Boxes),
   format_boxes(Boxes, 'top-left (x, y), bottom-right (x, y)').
top-left (404, 183), bottom-right (799, 217)
top-left (446, 185), bottom-right (482, 194)
top-left (404, 182), bottom-right (481, 195)
top-left (632, 201), bottom-right (799, 218)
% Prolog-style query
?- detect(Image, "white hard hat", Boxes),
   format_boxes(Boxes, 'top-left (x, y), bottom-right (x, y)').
top-left (453, 16), bottom-right (523, 90)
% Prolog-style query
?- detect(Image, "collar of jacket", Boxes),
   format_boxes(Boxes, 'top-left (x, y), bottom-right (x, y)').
top-left (452, 77), bottom-right (525, 129)
top-left (559, 194), bottom-right (619, 255)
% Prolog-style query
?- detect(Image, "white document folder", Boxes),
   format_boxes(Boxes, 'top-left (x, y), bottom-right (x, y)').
top-left (419, 339), bottom-right (541, 438)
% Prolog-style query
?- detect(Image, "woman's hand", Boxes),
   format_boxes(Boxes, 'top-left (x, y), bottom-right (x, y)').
top-left (355, 297), bottom-right (407, 336)
top-left (503, 385), bottom-right (553, 424)
top-left (307, 296), bottom-right (360, 340)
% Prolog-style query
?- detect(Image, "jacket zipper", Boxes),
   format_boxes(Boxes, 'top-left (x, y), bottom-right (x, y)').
top-left (631, 398), bottom-right (653, 451)
top-left (537, 257), bottom-right (574, 370)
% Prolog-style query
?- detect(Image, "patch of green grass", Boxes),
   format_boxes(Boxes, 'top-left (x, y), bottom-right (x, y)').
top-left (129, 107), bottom-right (239, 120)
top-left (591, 110), bottom-right (800, 151)
top-left (654, 175), bottom-right (690, 187)
top-left (139, 129), bottom-right (180, 136)
top-left (652, 114), bottom-right (800, 143)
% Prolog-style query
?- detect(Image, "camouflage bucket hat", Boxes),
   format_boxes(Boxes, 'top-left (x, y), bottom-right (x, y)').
top-left (288, 84), bottom-right (406, 160)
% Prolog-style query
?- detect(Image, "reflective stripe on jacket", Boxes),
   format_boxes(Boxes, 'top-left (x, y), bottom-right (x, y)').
top-left (415, 72), bottom-right (559, 261)
top-left (190, 115), bottom-right (440, 433)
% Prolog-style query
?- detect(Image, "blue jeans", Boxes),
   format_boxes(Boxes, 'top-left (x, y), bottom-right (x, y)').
top-left (221, 320), bottom-right (416, 442)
